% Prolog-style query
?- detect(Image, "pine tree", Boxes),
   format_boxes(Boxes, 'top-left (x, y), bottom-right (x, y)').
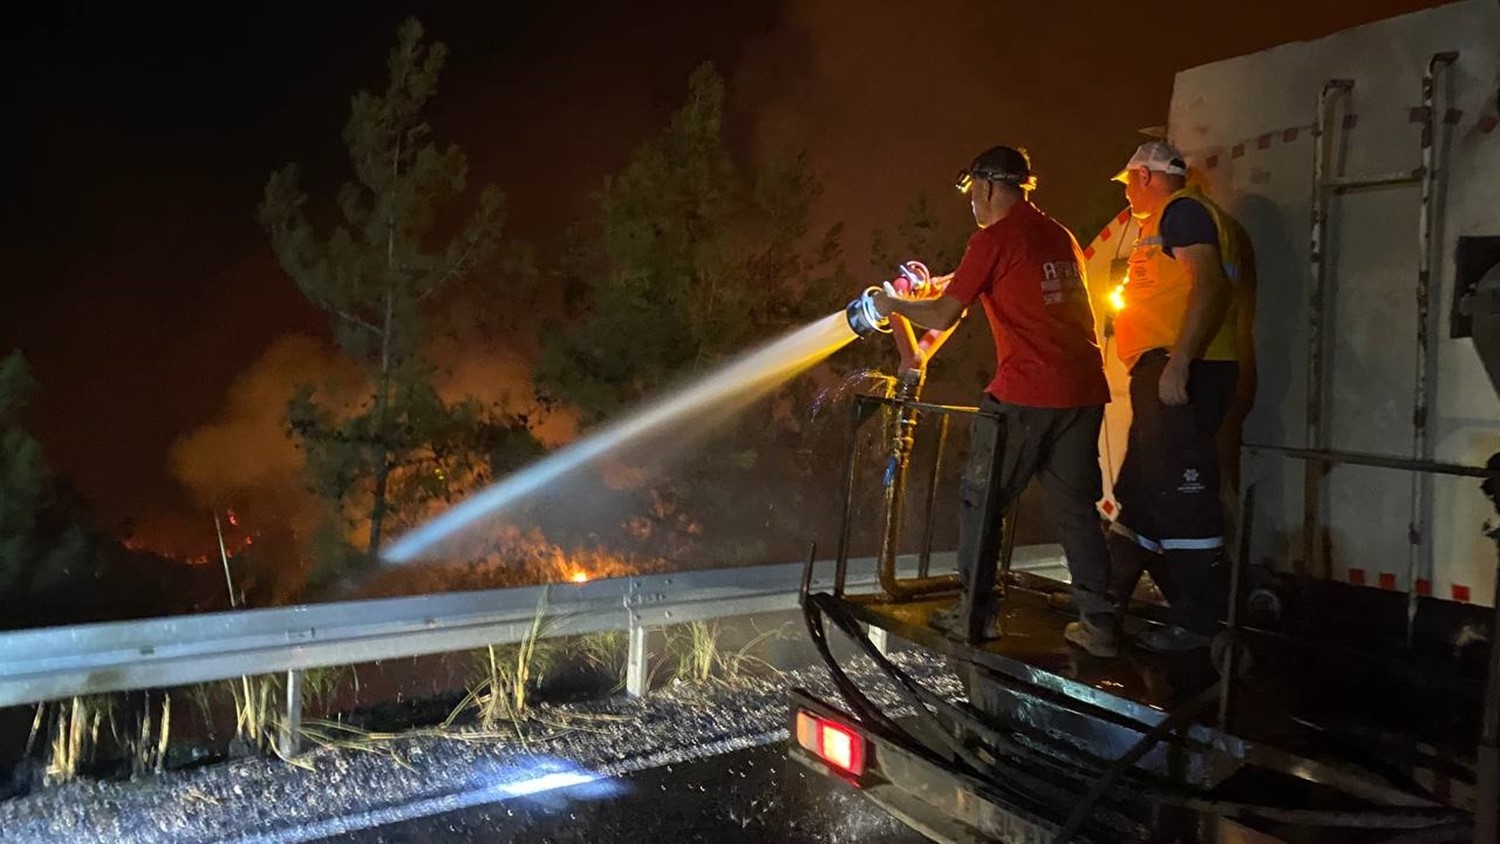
top-left (534, 63), bottom-right (848, 563)
top-left (0, 352), bottom-right (47, 598)
top-left (260, 19), bottom-right (535, 570)
top-left (536, 63), bottom-right (847, 423)
top-left (0, 353), bottom-right (99, 623)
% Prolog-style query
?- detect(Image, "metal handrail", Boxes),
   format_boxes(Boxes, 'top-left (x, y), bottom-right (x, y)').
top-left (834, 393), bottom-right (1000, 601)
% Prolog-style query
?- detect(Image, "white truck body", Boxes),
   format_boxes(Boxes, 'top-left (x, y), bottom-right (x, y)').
top-left (1084, 0), bottom-right (1500, 609)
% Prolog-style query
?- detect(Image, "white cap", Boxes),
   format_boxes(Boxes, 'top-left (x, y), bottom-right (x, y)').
top-left (1112, 140), bottom-right (1188, 183)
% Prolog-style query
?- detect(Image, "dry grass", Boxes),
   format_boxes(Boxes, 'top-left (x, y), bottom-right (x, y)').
top-left (573, 629), bottom-right (628, 693)
top-left (228, 674), bottom-right (279, 754)
top-left (447, 588), bottom-right (562, 732)
top-left (675, 620), bottom-right (720, 684)
top-left (42, 695), bottom-right (112, 784)
top-left (668, 620), bottom-right (786, 685)
top-left (302, 664), bottom-right (357, 716)
top-left (126, 692), bottom-right (172, 778)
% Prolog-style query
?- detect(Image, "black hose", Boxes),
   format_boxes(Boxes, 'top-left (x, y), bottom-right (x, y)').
top-left (802, 590), bottom-right (1466, 840)
top-left (803, 592), bottom-right (1144, 838)
top-left (801, 593), bottom-right (912, 743)
top-left (808, 593), bottom-right (1091, 781)
top-left (1054, 680), bottom-right (1223, 843)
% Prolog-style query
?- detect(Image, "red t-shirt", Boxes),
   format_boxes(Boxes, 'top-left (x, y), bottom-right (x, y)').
top-left (943, 202), bottom-right (1109, 408)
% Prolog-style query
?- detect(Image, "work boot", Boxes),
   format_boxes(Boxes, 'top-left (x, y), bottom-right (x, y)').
top-left (1063, 614), bottom-right (1121, 658)
top-left (928, 601), bottom-right (1002, 642)
top-left (1133, 624), bottom-right (1209, 654)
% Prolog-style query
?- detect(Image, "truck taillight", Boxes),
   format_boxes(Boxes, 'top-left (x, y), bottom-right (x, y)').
top-left (795, 709), bottom-right (866, 776)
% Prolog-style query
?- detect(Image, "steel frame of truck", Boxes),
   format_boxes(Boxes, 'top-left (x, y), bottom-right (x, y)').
top-left (788, 391), bottom-right (1493, 843)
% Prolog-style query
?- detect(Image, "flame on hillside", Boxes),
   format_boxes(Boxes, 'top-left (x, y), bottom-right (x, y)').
top-left (356, 525), bottom-right (655, 598)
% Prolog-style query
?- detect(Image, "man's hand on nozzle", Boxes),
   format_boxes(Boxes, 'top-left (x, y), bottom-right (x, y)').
top-left (869, 284), bottom-right (964, 333)
top-left (874, 280), bottom-right (929, 314)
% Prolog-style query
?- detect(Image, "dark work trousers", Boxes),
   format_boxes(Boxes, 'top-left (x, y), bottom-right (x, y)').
top-left (956, 395), bottom-right (1112, 640)
top-left (1110, 349), bottom-right (1238, 635)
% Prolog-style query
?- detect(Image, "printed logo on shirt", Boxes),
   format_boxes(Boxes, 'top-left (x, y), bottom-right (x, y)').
top-left (1178, 467), bottom-right (1206, 495)
top-left (1040, 260), bottom-right (1085, 306)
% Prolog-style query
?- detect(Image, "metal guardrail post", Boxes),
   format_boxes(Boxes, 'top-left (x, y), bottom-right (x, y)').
top-left (279, 669), bottom-right (304, 758)
top-left (626, 578), bottom-right (648, 698)
top-left (626, 624), bottom-right (648, 698)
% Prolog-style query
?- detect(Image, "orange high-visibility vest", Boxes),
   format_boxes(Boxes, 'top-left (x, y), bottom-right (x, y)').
top-left (1115, 186), bottom-right (1244, 369)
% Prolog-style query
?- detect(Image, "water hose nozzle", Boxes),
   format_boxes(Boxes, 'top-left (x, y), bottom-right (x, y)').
top-left (846, 286), bottom-right (892, 337)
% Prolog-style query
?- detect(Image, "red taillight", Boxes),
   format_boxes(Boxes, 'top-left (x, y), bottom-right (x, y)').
top-left (795, 709), bottom-right (866, 776)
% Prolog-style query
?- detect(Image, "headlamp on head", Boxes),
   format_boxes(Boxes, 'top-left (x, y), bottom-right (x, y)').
top-left (954, 145), bottom-right (1037, 195)
top-left (954, 168), bottom-right (1038, 195)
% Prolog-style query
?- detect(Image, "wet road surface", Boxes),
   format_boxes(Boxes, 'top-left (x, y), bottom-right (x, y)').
top-left (323, 742), bottom-right (925, 844)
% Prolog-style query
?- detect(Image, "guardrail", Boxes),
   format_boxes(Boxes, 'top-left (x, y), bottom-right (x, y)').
top-left (0, 546), bottom-right (1068, 755)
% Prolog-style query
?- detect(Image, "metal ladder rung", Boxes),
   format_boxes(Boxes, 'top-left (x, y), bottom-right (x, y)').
top-left (1321, 168), bottom-right (1425, 191)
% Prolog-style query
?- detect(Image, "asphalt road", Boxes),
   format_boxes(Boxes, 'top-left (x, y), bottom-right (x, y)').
top-left (322, 742), bottom-right (926, 844)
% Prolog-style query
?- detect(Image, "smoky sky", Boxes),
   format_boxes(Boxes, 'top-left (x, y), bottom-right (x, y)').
top-left (0, 0), bottom-right (1446, 534)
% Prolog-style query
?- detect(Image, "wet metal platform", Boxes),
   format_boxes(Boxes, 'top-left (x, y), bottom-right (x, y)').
top-left (843, 582), bottom-right (1483, 815)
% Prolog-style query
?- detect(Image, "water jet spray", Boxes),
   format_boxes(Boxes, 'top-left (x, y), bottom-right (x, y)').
top-left (385, 261), bottom-right (949, 566)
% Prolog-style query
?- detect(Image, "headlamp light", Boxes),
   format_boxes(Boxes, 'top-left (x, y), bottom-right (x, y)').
top-left (954, 167), bottom-right (1037, 195)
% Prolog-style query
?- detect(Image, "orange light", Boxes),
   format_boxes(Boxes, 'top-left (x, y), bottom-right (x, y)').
top-left (569, 570), bottom-right (589, 583)
top-left (1109, 285), bottom-right (1126, 312)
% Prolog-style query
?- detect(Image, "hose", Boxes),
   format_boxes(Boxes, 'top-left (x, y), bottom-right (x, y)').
top-left (1054, 681), bottom-right (1223, 843)
top-left (802, 589), bottom-right (1470, 841)
top-left (801, 592), bottom-right (912, 743)
top-left (802, 592), bottom-right (1145, 839)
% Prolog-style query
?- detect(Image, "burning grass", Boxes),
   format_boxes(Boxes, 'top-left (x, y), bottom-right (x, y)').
top-left (356, 526), bottom-right (659, 598)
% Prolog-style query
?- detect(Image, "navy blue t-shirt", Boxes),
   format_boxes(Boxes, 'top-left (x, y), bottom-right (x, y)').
top-left (1159, 197), bottom-right (1217, 257)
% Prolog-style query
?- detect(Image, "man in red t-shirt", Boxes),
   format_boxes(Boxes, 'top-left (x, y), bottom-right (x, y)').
top-left (871, 146), bottom-right (1118, 655)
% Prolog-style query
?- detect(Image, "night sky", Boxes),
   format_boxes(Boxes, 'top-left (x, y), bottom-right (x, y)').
top-left (1, 0), bottom-right (1446, 543)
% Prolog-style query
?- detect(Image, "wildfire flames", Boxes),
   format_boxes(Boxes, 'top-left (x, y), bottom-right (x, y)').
top-left (356, 525), bottom-right (651, 598)
top-left (123, 508), bottom-right (260, 565)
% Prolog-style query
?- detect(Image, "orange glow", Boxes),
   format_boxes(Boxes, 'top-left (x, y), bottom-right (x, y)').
top-left (1109, 285), bottom-right (1126, 312)
top-left (569, 570), bottom-right (589, 583)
